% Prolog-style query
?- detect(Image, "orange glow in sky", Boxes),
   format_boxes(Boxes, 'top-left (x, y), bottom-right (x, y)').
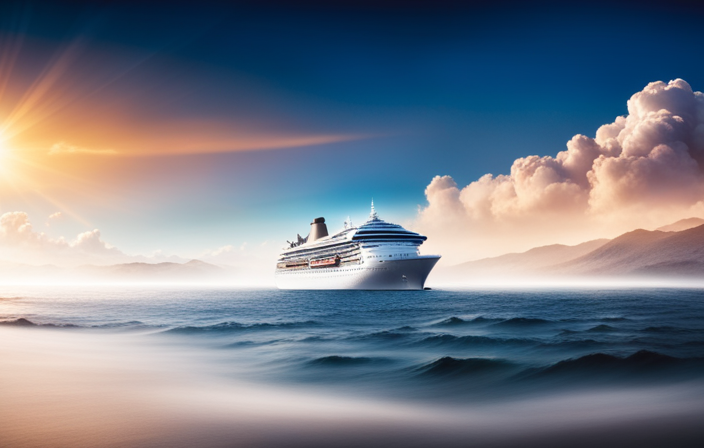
top-left (0, 33), bottom-right (367, 243)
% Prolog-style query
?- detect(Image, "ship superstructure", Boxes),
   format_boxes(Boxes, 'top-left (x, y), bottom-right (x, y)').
top-left (275, 202), bottom-right (440, 290)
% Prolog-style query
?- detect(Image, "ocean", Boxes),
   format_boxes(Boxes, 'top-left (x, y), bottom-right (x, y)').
top-left (2, 286), bottom-right (704, 447)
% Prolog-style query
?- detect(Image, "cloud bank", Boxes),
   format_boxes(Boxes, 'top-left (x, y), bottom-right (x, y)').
top-left (0, 211), bottom-right (274, 284)
top-left (417, 79), bottom-right (704, 262)
top-left (0, 211), bottom-right (188, 268)
top-left (0, 211), bottom-right (125, 266)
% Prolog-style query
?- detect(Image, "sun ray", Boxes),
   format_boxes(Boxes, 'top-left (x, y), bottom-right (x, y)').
top-left (0, 141), bottom-right (103, 226)
top-left (0, 5), bottom-right (29, 107)
top-left (4, 154), bottom-right (127, 222)
top-left (19, 187), bottom-right (93, 228)
top-left (0, 38), bottom-right (86, 142)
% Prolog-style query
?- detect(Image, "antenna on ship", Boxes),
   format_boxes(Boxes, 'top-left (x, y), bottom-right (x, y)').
top-left (370, 199), bottom-right (378, 220)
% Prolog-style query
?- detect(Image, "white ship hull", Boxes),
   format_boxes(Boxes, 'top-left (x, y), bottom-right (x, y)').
top-left (275, 256), bottom-right (440, 290)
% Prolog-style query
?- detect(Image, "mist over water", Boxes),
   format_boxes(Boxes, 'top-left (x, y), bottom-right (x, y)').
top-left (2, 286), bottom-right (704, 447)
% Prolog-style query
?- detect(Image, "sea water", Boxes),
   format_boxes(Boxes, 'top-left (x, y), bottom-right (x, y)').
top-left (2, 286), bottom-right (704, 447)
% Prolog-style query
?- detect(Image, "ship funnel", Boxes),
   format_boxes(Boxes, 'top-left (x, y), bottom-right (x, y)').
top-left (309, 217), bottom-right (329, 242)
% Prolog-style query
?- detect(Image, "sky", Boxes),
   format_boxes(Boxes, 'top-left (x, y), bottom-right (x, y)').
top-left (1, 0), bottom-right (704, 269)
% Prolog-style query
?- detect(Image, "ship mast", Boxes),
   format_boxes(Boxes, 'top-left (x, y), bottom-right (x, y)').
top-left (369, 199), bottom-right (379, 221)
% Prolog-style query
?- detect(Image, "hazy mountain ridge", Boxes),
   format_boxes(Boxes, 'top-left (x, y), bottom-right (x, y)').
top-left (451, 239), bottom-right (609, 276)
top-left (656, 218), bottom-right (704, 232)
top-left (557, 224), bottom-right (704, 276)
top-left (0, 259), bottom-right (231, 282)
top-left (77, 259), bottom-right (226, 280)
top-left (443, 220), bottom-right (704, 281)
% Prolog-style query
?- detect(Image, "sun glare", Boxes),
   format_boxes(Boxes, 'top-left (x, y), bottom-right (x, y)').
top-left (0, 139), bottom-right (14, 179)
top-left (0, 137), bottom-right (25, 184)
top-left (0, 139), bottom-right (9, 163)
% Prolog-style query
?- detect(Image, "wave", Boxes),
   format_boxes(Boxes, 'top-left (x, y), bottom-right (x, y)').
top-left (306, 355), bottom-right (389, 367)
top-left (299, 335), bottom-right (334, 343)
top-left (586, 324), bottom-right (618, 332)
top-left (164, 320), bottom-right (318, 335)
top-left (539, 339), bottom-right (605, 350)
top-left (520, 350), bottom-right (704, 382)
top-left (557, 324), bottom-right (619, 334)
top-left (323, 331), bottom-right (539, 355)
top-left (351, 329), bottom-right (423, 343)
top-left (413, 356), bottom-right (517, 378)
top-left (412, 333), bottom-right (537, 348)
top-left (0, 318), bottom-right (78, 328)
top-left (291, 349), bottom-right (704, 391)
top-left (433, 317), bottom-right (465, 326)
top-left (93, 321), bottom-right (152, 329)
top-left (222, 340), bottom-right (277, 348)
top-left (431, 316), bottom-right (501, 326)
top-left (491, 317), bottom-right (554, 328)
top-left (640, 326), bottom-right (701, 335)
top-left (0, 318), bottom-right (36, 326)
top-left (0, 318), bottom-right (163, 331)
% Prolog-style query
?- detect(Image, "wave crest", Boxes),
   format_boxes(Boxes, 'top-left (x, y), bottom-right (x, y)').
top-left (164, 320), bottom-right (318, 335)
top-left (414, 356), bottom-right (516, 378)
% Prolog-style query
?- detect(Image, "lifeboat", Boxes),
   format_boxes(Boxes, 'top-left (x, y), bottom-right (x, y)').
top-left (279, 260), bottom-right (309, 269)
top-left (310, 255), bottom-right (340, 268)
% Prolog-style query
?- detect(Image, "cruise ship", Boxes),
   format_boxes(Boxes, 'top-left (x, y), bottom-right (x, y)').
top-left (275, 202), bottom-right (440, 290)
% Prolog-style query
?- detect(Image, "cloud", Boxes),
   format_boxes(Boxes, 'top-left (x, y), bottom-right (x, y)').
top-left (0, 211), bottom-right (125, 265)
top-left (0, 212), bottom-right (51, 246)
top-left (48, 142), bottom-right (118, 156)
top-left (46, 211), bottom-right (62, 227)
top-left (72, 229), bottom-right (119, 254)
top-left (417, 79), bottom-right (704, 263)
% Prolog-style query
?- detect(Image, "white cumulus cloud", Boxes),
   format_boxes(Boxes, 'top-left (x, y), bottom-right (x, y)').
top-left (0, 211), bottom-right (125, 266)
top-left (417, 79), bottom-right (704, 263)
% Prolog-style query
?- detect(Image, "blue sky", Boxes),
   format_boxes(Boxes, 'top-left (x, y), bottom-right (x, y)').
top-left (1, 0), bottom-right (704, 260)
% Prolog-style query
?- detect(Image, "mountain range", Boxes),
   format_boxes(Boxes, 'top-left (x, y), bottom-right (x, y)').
top-left (0, 259), bottom-right (231, 283)
top-left (76, 259), bottom-right (227, 281)
top-left (442, 218), bottom-right (704, 281)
